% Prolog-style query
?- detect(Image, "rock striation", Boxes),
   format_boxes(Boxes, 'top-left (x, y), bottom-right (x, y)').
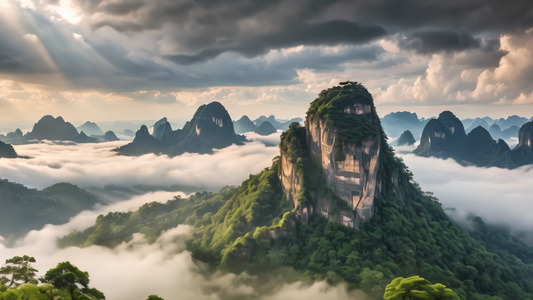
top-left (116, 102), bottom-right (246, 157)
top-left (278, 82), bottom-right (392, 229)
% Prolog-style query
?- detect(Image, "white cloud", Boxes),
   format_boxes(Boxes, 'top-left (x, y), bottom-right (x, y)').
top-left (399, 153), bottom-right (533, 232)
top-left (0, 140), bottom-right (278, 190)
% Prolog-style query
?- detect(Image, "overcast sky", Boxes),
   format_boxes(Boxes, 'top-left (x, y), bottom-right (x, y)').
top-left (1, 0), bottom-right (533, 123)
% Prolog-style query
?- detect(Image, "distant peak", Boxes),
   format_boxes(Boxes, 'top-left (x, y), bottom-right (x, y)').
top-left (138, 125), bottom-right (150, 136)
top-left (438, 111), bottom-right (457, 120)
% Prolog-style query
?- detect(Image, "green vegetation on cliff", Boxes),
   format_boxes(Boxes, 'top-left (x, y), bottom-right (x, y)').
top-left (306, 81), bottom-right (380, 148)
top-left (60, 84), bottom-right (533, 299)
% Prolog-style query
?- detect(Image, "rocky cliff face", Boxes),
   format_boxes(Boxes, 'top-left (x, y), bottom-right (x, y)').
top-left (511, 121), bottom-right (533, 166)
top-left (415, 111), bottom-right (467, 159)
top-left (306, 114), bottom-right (381, 228)
top-left (279, 82), bottom-right (386, 229)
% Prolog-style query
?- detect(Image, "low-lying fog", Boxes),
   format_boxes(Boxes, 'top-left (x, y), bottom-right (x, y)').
top-left (0, 136), bottom-right (279, 192)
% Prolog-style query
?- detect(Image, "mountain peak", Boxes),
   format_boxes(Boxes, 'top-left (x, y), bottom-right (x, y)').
top-left (280, 81), bottom-right (384, 228)
top-left (116, 102), bottom-right (245, 156)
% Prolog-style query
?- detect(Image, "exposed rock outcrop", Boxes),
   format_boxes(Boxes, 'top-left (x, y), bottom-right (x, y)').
top-left (279, 82), bottom-right (388, 229)
top-left (414, 111), bottom-right (467, 159)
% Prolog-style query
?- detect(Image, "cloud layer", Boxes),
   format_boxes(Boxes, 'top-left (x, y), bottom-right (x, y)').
top-left (399, 153), bottom-right (533, 232)
top-left (0, 139), bottom-right (278, 191)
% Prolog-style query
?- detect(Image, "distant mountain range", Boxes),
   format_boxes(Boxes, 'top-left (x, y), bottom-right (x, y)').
top-left (414, 111), bottom-right (533, 168)
top-left (380, 111), bottom-right (429, 139)
top-left (77, 121), bottom-right (104, 136)
top-left (0, 116), bottom-right (120, 144)
top-left (233, 115), bottom-right (302, 134)
top-left (0, 180), bottom-right (101, 242)
top-left (382, 112), bottom-right (531, 142)
top-left (116, 102), bottom-right (246, 156)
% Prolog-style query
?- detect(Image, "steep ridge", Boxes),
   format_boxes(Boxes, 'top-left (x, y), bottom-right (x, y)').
top-left (61, 83), bottom-right (533, 299)
top-left (116, 102), bottom-right (246, 156)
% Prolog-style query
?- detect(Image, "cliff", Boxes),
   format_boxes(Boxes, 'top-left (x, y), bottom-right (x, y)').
top-left (278, 82), bottom-right (386, 229)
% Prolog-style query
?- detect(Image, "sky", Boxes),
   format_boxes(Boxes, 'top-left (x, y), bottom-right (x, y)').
top-left (1, 0), bottom-right (533, 124)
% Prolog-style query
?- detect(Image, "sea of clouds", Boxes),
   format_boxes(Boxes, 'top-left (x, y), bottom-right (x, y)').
top-left (0, 133), bottom-right (532, 299)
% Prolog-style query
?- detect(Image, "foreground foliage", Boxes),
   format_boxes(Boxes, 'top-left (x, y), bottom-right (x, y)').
top-left (384, 276), bottom-right (459, 300)
top-left (0, 255), bottom-right (105, 300)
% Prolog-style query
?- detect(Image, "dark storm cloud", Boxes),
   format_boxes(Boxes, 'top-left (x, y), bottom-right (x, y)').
top-left (397, 30), bottom-right (481, 54)
top-left (75, 0), bottom-right (533, 63)
top-left (79, 0), bottom-right (387, 63)
top-left (164, 20), bottom-right (387, 64)
top-left (339, 0), bottom-right (533, 33)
